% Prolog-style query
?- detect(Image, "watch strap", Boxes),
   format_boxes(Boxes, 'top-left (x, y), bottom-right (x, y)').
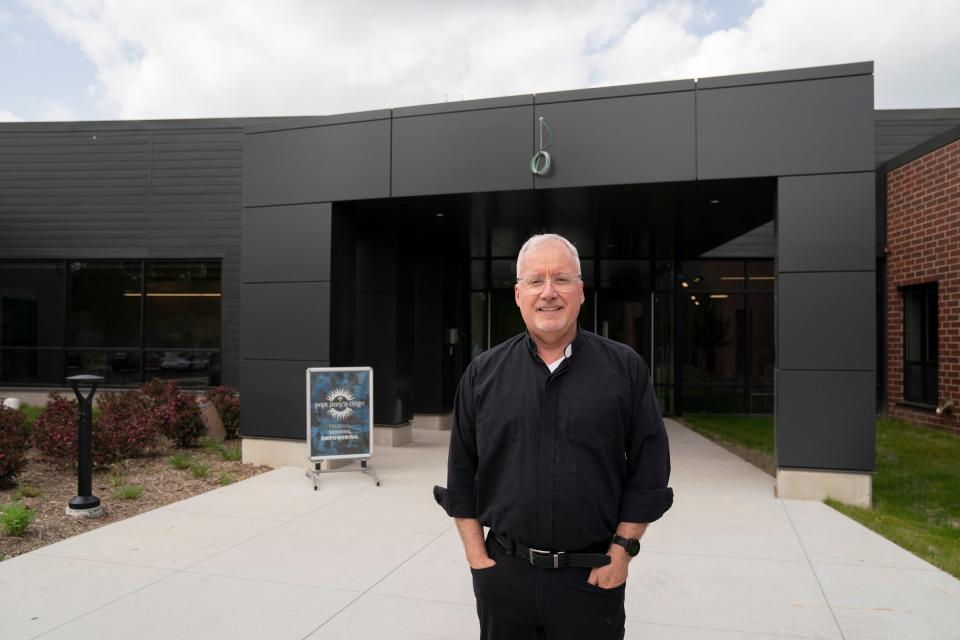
top-left (611, 534), bottom-right (640, 556)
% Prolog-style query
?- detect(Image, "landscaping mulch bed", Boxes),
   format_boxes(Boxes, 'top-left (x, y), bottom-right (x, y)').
top-left (0, 440), bottom-right (271, 561)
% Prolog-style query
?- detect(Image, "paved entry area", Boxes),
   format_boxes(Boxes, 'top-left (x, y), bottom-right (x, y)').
top-left (1, 420), bottom-right (958, 640)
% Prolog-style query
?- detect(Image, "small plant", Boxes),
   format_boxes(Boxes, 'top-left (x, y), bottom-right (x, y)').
top-left (0, 406), bottom-right (31, 486)
top-left (169, 452), bottom-right (192, 470)
top-left (190, 462), bottom-right (209, 479)
top-left (204, 386), bottom-right (240, 439)
top-left (217, 444), bottom-right (241, 462)
top-left (15, 483), bottom-right (42, 499)
top-left (1, 502), bottom-right (36, 536)
top-left (112, 484), bottom-right (144, 500)
top-left (218, 472), bottom-right (234, 486)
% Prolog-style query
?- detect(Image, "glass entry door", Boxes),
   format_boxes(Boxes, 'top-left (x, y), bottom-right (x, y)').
top-left (599, 292), bottom-right (652, 370)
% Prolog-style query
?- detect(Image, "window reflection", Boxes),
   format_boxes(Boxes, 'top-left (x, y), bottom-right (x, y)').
top-left (69, 261), bottom-right (141, 347)
top-left (145, 261), bottom-right (221, 349)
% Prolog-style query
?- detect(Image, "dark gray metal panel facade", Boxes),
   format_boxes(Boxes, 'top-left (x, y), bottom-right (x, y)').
top-left (533, 91), bottom-right (696, 189)
top-left (777, 173), bottom-right (875, 272)
top-left (241, 358), bottom-right (325, 441)
top-left (697, 75), bottom-right (874, 179)
top-left (391, 106), bottom-right (534, 197)
top-left (242, 203), bottom-right (332, 282)
top-left (875, 108), bottom-right (960, 166)
top-left (244, 119), bottom-right (391, 206)
top-left (241, 282), bottom-right (330, 361)
top-left (0, 125), bottom-right (244, 387)
top-left (776, 369), bottom-right (876, 470)
top-left (778, 272), bottom-right (875, 371)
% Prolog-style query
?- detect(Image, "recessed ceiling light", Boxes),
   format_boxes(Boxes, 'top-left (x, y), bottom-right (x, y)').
top-left (709, 199), bottom-right (720, 205)
top-left (435, 213), bottom-right (445, 218)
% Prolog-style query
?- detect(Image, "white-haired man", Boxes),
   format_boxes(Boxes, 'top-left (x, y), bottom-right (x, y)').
top-left (434, 233), bottom-right (673, 640)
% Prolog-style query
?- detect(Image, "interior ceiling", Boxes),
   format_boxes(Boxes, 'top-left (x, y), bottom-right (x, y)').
top-left (346, 177), bottom-right (777, 260)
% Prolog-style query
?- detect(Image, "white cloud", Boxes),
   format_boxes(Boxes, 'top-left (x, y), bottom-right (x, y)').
top-left (39, 100), bottom-right (76, 121)
top-left (26, 0), bottom-right (960, 121)
top-left (0, 109), bottom-right (24, 122)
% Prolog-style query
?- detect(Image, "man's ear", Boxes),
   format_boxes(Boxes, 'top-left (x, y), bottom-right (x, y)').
top-left (515, 284), bottom-right (521, 307)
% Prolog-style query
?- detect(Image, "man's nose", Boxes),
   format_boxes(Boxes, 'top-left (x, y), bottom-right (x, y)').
top-left (539, 278), bottom-right (558, 297)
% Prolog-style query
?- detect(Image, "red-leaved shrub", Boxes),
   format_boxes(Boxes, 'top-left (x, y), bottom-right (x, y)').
top-left (0, 405), bottom-right (31, 487)
top-left (32, 392), bottom-right (79, 465)
top-left (141, 379), bottom-right (205, 447)
top-left (95, 390), bottom-right (161, 461)
top-left (204, 386), bottom-right (240, 439)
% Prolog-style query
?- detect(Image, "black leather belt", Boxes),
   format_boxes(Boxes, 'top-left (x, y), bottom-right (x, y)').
top-left (494, 533), bottom-right (611, 569)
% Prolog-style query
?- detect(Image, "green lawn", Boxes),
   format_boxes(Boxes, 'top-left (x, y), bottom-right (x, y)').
top-left (680, 414), bottom-right (960, 580)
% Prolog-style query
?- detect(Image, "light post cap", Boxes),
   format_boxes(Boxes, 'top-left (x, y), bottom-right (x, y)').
top-left (66, 374), bottom-right (105, 385)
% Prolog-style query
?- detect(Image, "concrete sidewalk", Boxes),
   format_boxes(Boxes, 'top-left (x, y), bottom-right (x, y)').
top-left (1, 419), bottom-right (958, 639)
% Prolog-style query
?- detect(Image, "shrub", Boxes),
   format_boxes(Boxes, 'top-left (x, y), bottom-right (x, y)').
top-left (204, 386), bottom-right (240, 439)
top-left (142, 379), bottom-right (205, 448)
top-left (95, 390), bottom-right (161, 462)
top-left (32, 393), bottom-right (79, 465)
top-left (1, 502), bottom-right (35, 536)
top-left (169, 452), bottom-right (192, 470)
top-left (218, 472), bottom-right (234, 486)
top-left (190, 461), bottom-right (209, 479)
top-left (0, 406), bottom-right (31, 487)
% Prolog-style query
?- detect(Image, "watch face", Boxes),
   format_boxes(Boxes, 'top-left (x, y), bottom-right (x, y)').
top-left (627, 539), bottom-right (640, 555)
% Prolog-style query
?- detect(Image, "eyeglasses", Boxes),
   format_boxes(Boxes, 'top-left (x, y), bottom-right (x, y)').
top-left (516, 273), bottom-right (581, 292)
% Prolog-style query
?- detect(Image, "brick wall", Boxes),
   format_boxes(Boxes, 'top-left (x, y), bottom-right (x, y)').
top-left (886, 138), bottom-right (960, 434)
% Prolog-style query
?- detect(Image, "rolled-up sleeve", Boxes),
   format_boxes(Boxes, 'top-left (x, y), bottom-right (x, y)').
top-left (618, 355), bottom-right (674, 523)
top-left (433, 361), bottom-right (479, 518)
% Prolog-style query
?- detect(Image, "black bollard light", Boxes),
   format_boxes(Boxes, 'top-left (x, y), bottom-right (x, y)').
top-left (66, 374), bottom-right (105, 518)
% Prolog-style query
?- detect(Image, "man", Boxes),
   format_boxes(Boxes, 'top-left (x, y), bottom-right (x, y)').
top-left (433, 233), bottom-right (673, 640)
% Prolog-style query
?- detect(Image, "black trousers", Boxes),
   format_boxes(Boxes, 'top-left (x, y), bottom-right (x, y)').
top-left (471, 532), bottom-right (626, 640)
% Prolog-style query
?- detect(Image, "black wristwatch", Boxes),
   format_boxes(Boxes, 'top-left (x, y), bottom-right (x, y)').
top-left (611, 535), bottom-right (641, 556)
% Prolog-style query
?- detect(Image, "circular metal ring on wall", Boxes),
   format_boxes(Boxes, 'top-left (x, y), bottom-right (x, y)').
top-left (530, 150), bottom-right (551, 176)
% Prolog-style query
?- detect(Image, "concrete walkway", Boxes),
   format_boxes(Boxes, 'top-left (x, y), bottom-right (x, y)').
top-left (1, 419), bottom-right (958, 640)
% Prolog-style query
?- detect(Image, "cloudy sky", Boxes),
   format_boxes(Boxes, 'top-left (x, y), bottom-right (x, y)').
top-left (1, 0), bottom-right (958, 122)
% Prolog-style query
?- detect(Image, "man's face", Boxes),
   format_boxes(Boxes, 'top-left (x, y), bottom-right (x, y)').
top-left (514, 240), bottom-right (585, 344)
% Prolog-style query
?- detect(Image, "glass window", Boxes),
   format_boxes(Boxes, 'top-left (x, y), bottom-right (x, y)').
top-left (69, 261), bottom-right (141, 348)
top-left (470, 260), bottom-right (486, 290)
top-left (0, 262), bottom-right (66, 348)
top-left (681, 294), bottom-right (746, 385)
top-left (600, 260), bottom-right (651, 289)
top-left (1, 349), bottom-right (65, 384)
top-left (490, 289), bottom-right (525, 347)
top-left (67, 350), bottom-right (143, 385)
top-left (491, 260), bottom-right (517, 289)
top-left (678, 260), bottom-right (745, 291)
top-left (903, 283), bottom-right (938, 405)
top-left (470, 292), bottom-right (488, 357)
top-left (747, 260), bottom-right (774, 290)
top-left (145, 261), bottom-right (221, 349)
top-left (144, 350), bottom-right (220, 387)
top-left (749, 293), bottom-right (775, 387)
top-left (654, 293), bottom-right (673, 386)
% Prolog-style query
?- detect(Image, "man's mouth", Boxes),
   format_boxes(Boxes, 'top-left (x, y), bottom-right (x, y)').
top-left (537, 306), bottom-right (563, 312)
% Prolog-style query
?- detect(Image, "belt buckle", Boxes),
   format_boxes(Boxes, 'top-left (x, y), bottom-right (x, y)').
top-left (528, 547), bottom-right (564, 569)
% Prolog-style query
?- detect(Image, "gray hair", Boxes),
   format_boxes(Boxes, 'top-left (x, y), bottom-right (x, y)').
top-left (516, 233), bottom-right (582, 278)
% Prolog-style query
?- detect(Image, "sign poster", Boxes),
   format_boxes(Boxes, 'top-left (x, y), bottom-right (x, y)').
top-left (306, 367), bottom-right (373, 461)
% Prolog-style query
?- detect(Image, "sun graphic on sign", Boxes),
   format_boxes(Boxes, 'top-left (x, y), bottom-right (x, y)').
top-left (326, 387), bottom-right (355, 421)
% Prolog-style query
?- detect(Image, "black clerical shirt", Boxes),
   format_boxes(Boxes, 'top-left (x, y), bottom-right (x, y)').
top-left (433, 329), bottom-right (673, 551)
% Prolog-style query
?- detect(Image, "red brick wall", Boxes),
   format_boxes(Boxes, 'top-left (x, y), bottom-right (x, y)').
top-left (886, 138), bottom-right (960, 434)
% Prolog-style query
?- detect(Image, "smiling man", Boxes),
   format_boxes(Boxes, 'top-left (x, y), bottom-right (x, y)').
top-left (433, 233), bottom-right (674, 640)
